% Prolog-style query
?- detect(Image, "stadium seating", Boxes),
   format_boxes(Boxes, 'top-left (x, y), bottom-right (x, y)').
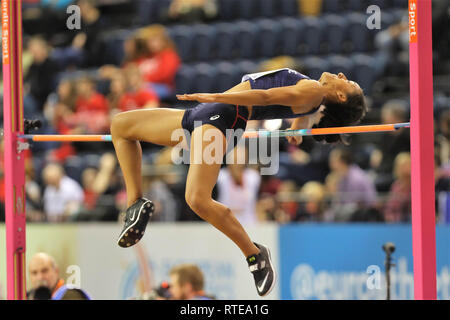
top-left (302, 17), bottom-right (327, 55)
top-left (256, 19), bottom-right (283, 58)
top-left (191, 24), bottom-right (218, 61)
top-left (279, 17), bottom-right (304, 56)
top-left (322, 14), bottom-right (350, 54)
top-left (327, 54), bottom-right (355, 79)
top-left (351, 53), bottom-right (378, 94)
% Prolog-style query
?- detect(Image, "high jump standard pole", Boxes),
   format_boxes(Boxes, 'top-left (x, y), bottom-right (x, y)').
top-left (2, 0), bottom-right (27, 300)
top-left (409, 0), bottom-right (437, 299)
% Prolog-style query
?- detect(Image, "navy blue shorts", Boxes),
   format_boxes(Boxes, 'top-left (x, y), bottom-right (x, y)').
top-left (181, 103), bottom-right (249, 152)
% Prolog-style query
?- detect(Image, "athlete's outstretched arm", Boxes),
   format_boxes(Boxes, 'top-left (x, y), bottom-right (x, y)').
top-left (177, 80), bottom-right (324, 109)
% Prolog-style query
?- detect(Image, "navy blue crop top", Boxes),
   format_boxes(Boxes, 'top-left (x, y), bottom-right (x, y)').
top-left (241, 68), bottom-right (321, 121)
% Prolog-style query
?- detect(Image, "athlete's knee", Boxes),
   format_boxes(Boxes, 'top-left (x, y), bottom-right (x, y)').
top-left (111, 112), bottom-right (132, 140)
top-left (185, 191), bottom-right (210, 216)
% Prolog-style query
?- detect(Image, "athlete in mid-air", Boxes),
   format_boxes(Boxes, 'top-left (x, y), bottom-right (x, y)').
top-left (110, 68), bottom-right (367, 296)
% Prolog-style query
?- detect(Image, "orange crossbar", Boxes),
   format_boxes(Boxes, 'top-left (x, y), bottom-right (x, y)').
top-left (20, 134), bottom-right (112, 142)
top-left (18, 123), bottom-right (410, 141)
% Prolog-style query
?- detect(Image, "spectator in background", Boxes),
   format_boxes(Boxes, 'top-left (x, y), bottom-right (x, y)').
top-left (75, 77), bottom-right (109, 115)
top-left (45, 79), bottom-right (80, 162)
top-left (168, 264), bottom-right (215, 300)
top-left (24, 36), bottom-right (59, 117)
top-left (42, 162), bottom-right (84, 222)
top-left (118, 64), bottom-right (160, 112)
top-left (435, 110), bottom-right (450, 221)
top-left (50, 0), bottom-right (108, 69)
top-left (99, 33), bottom-right (149, 79)
top-left (384, 152), bottom-right (411, 222)
top-left (135, 24), bottom-right (181, 99)
top-left (374, 14), bottom-right (409, 77)
top-left (27, 252), bottom-right (65, 299)
top-left (276, 180), bottom-right (299, 220)
top-left (122, 33), bottom-right (150, 67)
top-left (25, 159), bottom-right (45, 222)
top-left (437, 109), bottom-right (450, 167)
top-left (108, 65), bottom-right (159, 115)
top-left (142, 172), bottom-right (178, 222)
top-left (166, 0), bottom-right (218, 24)
top-left (46, 79), bottom-right (78, 123)
top-left (79, 153), bottom-right (120, 220)
top-left (143, 147), bottom-right (182, 222)
top-left (73, 76), bottom-right (110, 134)
top-left (293, 181), bottom-right (326, 222)
top-left (107, 71), bottom-right (128, 113)
top-left (100, 25), bottom-right (181, 100)
top-left (74, 0), bottom-right (108, 67)
top-left (370, 100), bottom-right (410, 192)
top-left (217, 146), bottom-right (261, 226)
top-left (256, 193), bottom-right (290, 223)
top-left (432, 0), bottom-right (450, 73)
top-left (327, 147), bottom-right (377, 221)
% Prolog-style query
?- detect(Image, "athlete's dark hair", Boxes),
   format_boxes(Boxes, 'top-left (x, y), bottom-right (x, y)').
top-left (313, 91), bottom-right (368, 145)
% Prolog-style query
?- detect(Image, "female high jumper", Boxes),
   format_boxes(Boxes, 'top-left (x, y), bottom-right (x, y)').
top-left (110, 68), bottom-right (367, 296)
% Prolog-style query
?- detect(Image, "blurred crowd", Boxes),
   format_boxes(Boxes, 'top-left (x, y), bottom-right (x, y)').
top-left (0, 0), bottom-right (449, 225)
top-left (26, 250), bottom-right (213, 300)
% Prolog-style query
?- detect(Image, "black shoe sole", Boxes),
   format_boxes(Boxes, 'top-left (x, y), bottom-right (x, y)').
top-left (117, 200), bottom-right (153, 248)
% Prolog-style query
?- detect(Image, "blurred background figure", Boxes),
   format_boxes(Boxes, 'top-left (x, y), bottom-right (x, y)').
top-left (327, 147), bottom-right (377, 221)
top-left (370, 100), bottom-right (410, 192)
top-left (374, 15), bottom-right (409, 77)
top-left (24, 36), bottom-right (59, 119)
top-left (73, 76), bottom-right (110, 134)
top-left (77, 152), bottom-right (121, 221)
top-left (27, 252), bottom-right (65, 299)
top-left (42, 162), bottom-right (84, 222)
top-left (166, 0), bottom-right (218, 24)
top-left (168, 263), bottom-right (215, 300)
top-left (217, 146), bottom-right (261, 226)
top-left (135, 25), bottom-right (181, 99)
top-left (383, 152), bottom-right (412, 222)
top-left (293, 181), bottom-right (326, 222)
top-left (118, 64), bottom-right (160, 112)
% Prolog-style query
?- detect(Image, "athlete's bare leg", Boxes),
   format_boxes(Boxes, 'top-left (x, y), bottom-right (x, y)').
top-left (185, 124), bottom-right (259, 258)
top-left (110, 108), bottom-right (185, 207)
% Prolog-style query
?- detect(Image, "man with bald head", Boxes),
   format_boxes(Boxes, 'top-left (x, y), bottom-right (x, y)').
top-left (27, 252), bottom-right (64, 299)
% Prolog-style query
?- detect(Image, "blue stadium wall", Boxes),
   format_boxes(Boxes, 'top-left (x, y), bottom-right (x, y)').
top-left (279, 224), bottom-right (450, 300)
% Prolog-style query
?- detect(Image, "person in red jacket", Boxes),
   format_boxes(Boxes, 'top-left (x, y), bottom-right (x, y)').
top-left (132, 24), bottom-right (181, 99)
top-left (100, 24), bottom-right (181, 100)
top-left (73, 77), bottom-right (110, 134)
top-left (118, 64), bottom-right (159, 112)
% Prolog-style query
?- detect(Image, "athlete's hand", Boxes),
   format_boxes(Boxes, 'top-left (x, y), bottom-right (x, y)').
top-left (176, 93), bottom-right (217, 103)
top-left (286, 135), bottom-right (303, 145)
top-left (286, 126), bottom-right (303, 145)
